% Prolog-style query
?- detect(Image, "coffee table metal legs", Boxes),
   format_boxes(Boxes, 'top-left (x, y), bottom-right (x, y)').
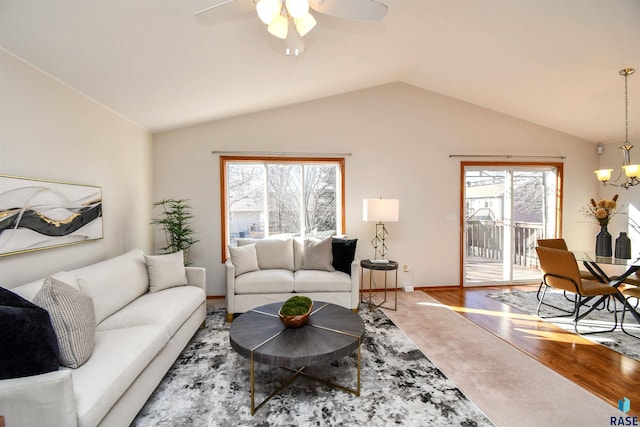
top-left (249, 342), bottom-right (361, 415)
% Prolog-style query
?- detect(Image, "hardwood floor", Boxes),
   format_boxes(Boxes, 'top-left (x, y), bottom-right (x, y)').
top-left (423, 285), bottom-right (640, 416)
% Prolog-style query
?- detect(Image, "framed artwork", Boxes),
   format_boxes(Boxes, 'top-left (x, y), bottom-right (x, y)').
top-left (0, 175), bottom-right (103, 256)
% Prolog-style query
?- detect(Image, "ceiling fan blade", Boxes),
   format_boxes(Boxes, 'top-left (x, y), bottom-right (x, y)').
top-left (309, 0), bottom-right (388, 22)
top-left (194, 0), bottom-right (239, 17)
top-left (194, 0), bottom-right (256, 25)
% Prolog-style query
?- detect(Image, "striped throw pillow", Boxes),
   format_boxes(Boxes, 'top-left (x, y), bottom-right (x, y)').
top-left (33, 277), bottom-right (96, 368)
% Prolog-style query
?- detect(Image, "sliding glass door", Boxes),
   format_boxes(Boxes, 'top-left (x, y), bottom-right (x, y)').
top-left (462, 163), bottom-right (562, 286)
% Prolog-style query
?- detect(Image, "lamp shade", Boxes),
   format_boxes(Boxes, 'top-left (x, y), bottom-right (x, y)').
top-left (294, 12), bottom-right (316, 37)
top-left (363, 198), bottom-right (399, 222)
top-left (267, 13), bottom-right (289, 39)
top-left (594, 169), bottom-right (613, 182)
top-left (285, 0), bottom-right (309, 19)
top-left (256, 0), bottom-right (283, 25)
top-left (623, 164), bottom-right (640, 178)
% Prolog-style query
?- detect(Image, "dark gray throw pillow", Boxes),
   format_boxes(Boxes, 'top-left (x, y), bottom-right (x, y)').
top-left (0, 286), bottom-right (60, 379)
top-left (332, 238), bottom-right (358, 275)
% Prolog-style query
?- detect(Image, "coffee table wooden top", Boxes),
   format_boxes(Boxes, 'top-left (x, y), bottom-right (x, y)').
top-left (229, 301), bottom-right (365, 368)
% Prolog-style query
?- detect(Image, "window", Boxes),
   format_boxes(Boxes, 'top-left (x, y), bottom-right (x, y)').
top-left (220, 156), bottom-right (345, 262)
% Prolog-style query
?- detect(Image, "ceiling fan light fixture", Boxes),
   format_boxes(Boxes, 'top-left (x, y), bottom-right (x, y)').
top-left (285, 0), bottom-right (309, 19)
top-left (256, 0), bottom-right (282, 25)
top-left (268, 13), bottom-right (289, 39)
top-left (286, 25), bottom-right (305, 56)
top-left (294, 12), bottom-right (316, 37)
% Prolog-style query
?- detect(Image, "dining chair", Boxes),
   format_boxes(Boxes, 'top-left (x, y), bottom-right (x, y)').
top-left (621, 286), bottom-right (640, 338)
top-left (535, 246), bottom-right (621, 334)
top-left (620, 272), bottom-right (640, 287)
top-left (536, 238), bottom-right (594, 311)
top-left (537, 238), bottom-right (595, 280)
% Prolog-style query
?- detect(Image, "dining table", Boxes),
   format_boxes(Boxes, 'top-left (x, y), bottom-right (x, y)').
top-left (572, 251), bottom-right (640, 324)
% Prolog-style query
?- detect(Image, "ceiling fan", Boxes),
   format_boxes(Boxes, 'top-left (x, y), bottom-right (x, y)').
top-left (195, 0), bottom-right (388, 56)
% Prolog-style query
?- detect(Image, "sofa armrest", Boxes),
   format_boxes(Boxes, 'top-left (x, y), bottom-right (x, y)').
top-left (225, 261), bottom-right (236, 320)
top-left (350, 258), bottom-right (361, 310)
top-left (0, 370), bottom-right (77, 427)
top-left (185, 267), bottom-right (206, 291)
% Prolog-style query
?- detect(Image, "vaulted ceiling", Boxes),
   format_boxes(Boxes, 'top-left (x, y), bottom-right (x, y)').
top-left (1, 0), bottom-right (639, 143)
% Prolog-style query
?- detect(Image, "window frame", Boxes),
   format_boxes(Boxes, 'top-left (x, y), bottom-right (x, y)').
top-left (220, 156), bottom-right (346, 263)
top-left (459, 161), bottom-right (564, 286)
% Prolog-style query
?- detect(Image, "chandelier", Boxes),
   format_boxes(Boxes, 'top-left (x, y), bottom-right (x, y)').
top-left (595, 68), bottom-right (638, 189)
top-left (256, 0), bottom-right (316, 56)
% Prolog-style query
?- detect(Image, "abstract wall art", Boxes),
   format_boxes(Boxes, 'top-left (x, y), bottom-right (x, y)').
top-left (0, 175), bottom-right (103, 256)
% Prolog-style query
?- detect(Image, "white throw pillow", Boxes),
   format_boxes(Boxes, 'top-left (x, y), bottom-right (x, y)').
top-left (228, 243), bottom-right (260, 276)
top-left (144, 251), bottom-right (189, 293)
top-left (303, 237), bottom-right (335, 272)
top-left (237, 238), bottom-right (294, 270)
top-left (33, 277), bottom-right (96, 369)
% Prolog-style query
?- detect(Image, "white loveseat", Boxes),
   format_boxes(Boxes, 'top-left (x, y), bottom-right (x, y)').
top-left (0, 249), bottom-right (206, 427)
top-left (225, 236), bottom-right (359, 321)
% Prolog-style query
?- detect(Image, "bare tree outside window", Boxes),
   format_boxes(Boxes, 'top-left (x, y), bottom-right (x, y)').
top-left (304, 165), bottom-right (336, 236)
top-left (513, 172), bottom-right (544, 219)
top-left (267, 164), bottom-right (301, 234)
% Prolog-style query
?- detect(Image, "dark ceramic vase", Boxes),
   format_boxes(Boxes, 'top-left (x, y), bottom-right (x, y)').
top-left (596, 226), bottom-right (612, 257)
top-left (615, 232), bottom-right (631, 259)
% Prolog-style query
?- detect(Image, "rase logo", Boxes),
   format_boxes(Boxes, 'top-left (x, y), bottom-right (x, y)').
top-left (611, 397), bottom-right (638, 426)
top-left (621, 397), bottom-right (631, 414)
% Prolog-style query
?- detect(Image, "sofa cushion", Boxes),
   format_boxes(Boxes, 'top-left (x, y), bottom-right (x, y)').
top-left (73, 249), bottom-right (149, 324)
top-left (234, 269), bottom-right (295, 294)
top-left (71, 325), bottom-right (169, 427)
top-left (96, 286), bottom-right (205, 337)
top-left (303, 237), bottom-right (335, 272)
top-left (0, 287), bottom-right (60, 379)
top-left (238, 237), bottom-right (294, 270)
top-left (332, 238), bottom-right (358, 274)
top-left (144, 251), bottom-right (188, 292)
top-left (9, 271), bottom-right (79, 302)
top-left (228, 243), bottom-right (260, 276)
top-left (294, 270), bottom-right (352, 293)
top-left (33, 277), bottom-right (96, 369)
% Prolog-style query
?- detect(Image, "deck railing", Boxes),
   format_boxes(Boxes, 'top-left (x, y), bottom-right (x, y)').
top-left (466, 221), bottom-right (545, 267)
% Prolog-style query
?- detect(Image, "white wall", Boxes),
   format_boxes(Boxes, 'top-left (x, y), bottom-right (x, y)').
top-left (153, 82), bottom-right (600, 296)
top-left (0, 50), bottom-right (153, 287)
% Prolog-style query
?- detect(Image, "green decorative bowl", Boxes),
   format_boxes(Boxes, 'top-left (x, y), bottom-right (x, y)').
top-left (278, 303), bottom-right (313, 328)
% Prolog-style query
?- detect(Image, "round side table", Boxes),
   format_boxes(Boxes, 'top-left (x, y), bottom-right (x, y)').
top-left (360, 259), bottom-right (398, 311)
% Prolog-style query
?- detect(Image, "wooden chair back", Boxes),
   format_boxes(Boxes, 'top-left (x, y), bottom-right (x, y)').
top-left (535, 246), bottom-right (582, 294)
top-left (537, 238), bottom-right (568, 250)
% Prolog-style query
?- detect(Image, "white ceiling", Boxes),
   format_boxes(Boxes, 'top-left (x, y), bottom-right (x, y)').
top-left (1, 0), bottom-right (639, 143)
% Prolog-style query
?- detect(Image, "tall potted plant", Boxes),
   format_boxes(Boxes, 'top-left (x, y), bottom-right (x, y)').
top-left (151, 199), bottom-right (199, 266)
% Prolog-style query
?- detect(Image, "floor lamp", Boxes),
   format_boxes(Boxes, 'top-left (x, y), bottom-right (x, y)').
top-left (363, 198), bottom-right (399, 260)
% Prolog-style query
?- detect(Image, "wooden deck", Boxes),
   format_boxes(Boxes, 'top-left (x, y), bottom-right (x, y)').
top-left (465, 256), bottom-right (540, 285)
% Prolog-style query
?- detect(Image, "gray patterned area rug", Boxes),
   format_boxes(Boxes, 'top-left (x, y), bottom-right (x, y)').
top-left (132, 306), bottom-right (493, 427)
top-left (488, 289), bottom-right (640, 362)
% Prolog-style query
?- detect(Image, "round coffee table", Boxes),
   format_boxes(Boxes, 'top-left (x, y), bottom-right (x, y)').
top-left (229, 301), bottom-right (365, 415)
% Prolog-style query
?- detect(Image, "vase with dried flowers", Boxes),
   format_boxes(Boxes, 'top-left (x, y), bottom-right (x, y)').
top-left (583, 195), bottom-right (619, 256)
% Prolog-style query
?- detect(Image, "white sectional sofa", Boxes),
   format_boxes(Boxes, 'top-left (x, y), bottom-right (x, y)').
top-left (0, 249), bottom-right (206, 427)
top-left (225, 236), bottom-right (359, 321)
